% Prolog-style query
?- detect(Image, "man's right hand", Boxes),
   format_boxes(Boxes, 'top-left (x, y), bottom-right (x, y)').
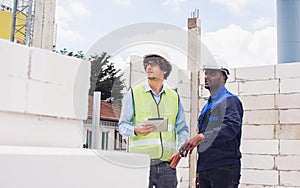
top-left (134, 124), bottom-right (157, 136)
top-left (179, 133), bottom-right (205, 157)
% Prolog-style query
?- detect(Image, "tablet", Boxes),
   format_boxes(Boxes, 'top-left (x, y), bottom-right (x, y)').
top-left (143, 118), bottom-right (168, 132)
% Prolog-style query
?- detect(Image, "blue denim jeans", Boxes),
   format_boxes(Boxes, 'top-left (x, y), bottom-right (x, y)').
top-left (198, 164), bottom-right (241, 188)
top-left (149, 161), bottom-right (177, 188)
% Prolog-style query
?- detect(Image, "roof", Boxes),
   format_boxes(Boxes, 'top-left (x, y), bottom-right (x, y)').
top-left (88, 96), bottom-right (121, 121)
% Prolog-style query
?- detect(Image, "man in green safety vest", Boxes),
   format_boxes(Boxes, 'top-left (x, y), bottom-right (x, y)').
top-left (118, 49), bottom-right (190, 187)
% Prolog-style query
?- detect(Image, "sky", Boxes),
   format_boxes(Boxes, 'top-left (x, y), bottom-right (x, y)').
top-left (55, 0), bottom-right (277, 69)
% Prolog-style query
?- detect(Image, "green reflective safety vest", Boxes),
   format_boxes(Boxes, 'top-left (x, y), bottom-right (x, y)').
top-left (129, 84), bottom-right (179, 162)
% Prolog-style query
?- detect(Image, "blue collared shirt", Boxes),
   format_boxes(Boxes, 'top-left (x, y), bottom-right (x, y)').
top-left (118, 82), bottom-right (190, 151)
top-left (197, 86), bottom-right (243, 171)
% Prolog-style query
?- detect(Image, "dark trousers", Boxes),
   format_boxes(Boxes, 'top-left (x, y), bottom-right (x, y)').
top-left (149, 161), bottom-right (177, 188)
top-left (198, 164), bottom-right (241, 188)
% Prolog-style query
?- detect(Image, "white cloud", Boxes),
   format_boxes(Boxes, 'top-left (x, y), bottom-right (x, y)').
top-left (55, 2), bottom-right (89, 50)
top-left (202, 24), bottom-right (277, 68)
top-left (251, 17), bottom-right (273, 30)
top-left (56, 5), bottom-right (72, 27)
top-left (163, 0), bottom-right (187, 11)
top-left (69, 2), bottom-right (91, 17)
top-left (210, 0), bottom-right (257, 14)
top-left (113, 0), bottom-right (132, 6)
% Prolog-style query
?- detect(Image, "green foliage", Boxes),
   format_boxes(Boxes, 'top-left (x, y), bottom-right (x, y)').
top-left (57, 49), bottom-right (125, 105)
top-left (89, 52), bottom-right (125, 105)
top-left (58, 48), bottom-right (85, 59)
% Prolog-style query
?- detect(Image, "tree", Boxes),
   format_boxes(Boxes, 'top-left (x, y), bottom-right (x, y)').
top-left (58, 48), bottom-right (85, 59)
top-left (88, 52), bottom-right (125, 105)
top-left (58, 49), bottom-right (125, 105)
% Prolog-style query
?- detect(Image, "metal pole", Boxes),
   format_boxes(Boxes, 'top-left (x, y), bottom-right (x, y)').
top-left (10, 0), bottom-right (18, 42)
top-left (25, 0), bottom-right (33, 46)
top-left (91, 92), bottom-right (101, 149)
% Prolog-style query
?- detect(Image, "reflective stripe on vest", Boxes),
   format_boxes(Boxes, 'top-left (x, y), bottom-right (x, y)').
top-left (130, 138), bottom-right (176, 149)
top-left (129, 84), bottom-right (179, 161)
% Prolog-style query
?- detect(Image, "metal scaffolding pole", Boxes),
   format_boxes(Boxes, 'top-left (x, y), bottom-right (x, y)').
top-left (10, 0), bottom-right (34, 46)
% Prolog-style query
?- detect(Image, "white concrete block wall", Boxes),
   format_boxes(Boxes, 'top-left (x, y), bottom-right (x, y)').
top-left (239, 80), bottom-right (279, 95)
top-left (276, 125), bottom-right (300, 139)
top-left (242, 154), bottom-right (274, 170)
top-left (0, 40), bottom-right (91, 148)
top-left (241, 140), bottom-right (279, 154)
top-left (0, 40), bottom-right (150, 188)
top-left (243, 110), bottom-right (278, 125)
top-left (277, 93), bottom-right (300, 109)
top-left (242, 125), bottom-right (275, 139)
top-left (232, 62), bottom-right (300, 188)
top-left (241, 169), bottom-right (278, 185)
top-left (236, 65), bottom-right (275, 81)
top-left (240, 95), bottom-right (275, 110)
top-left (276, 62), bottom-right (300, 79)
top-left (0, 39), bottom-right (30, 78)
top-left (280, 77), bottom-right (300, 93)
top-left (0, 146), bottom-right (150, 188)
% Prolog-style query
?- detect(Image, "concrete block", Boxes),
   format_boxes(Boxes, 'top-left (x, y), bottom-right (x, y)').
top-left (241, 169), bottom-right (278, 185)
top-left (131, 71), bottom-right (147, 86)
top-left (130, 55), bottom-right (143, 72)
top-left (240, 184), bottom-right (273, 188)
top-left (241, 140), bottom-right (279, 154)
top-left (180, 97), bottom-right (190, 112)
top-left (178, 156), bottom-right (189, 168)
top-left (0, 76), bottom-right (27, 113)
top-left (199, 98), bottom-right (206, 109)
top-left (243, 110), bottom-right (278, 125)
top-left (200, 84), bottom-right (210, 98)
top-left (167, 66), bottom-right (179, 88)
top-left (27, 81), bottom-right (77, 119)
top-left (275, 156), bottom-right (300, 171)
top-left (178, 181), bottom-right (189, 188)
top-left (177, 167), bottom-right (189, 181)
top-left (30, 47), bottom-right (88, 86)
top-left (178, 69), bottom-right (191, 84)
top-left (242, 154), bottom-right (274, 169)
top-left (0, 39), bottom-right (30, 78)
top-left (276, 125), bottom-right (300, 139)
top-left (184, 112), bottom-right (191, 127)
top-left (0, 146), bottom-right (150, 188)
top-left (276, 62), bottom-right (300, 79)
top-left (227, 68), bottom-right (236, 83)
top-left (236, 65), bottom-right (275, 81)
top-left (73, 86), bottom-right (89, 120)
top-left (240, 95), bottom-right (275, 110)
top-left (239, 80), bottom-right (279, 95)
top-left (280, 171), bottom-right (300, 187)
top-left (72, 60), bottom-right (91, 90)
top-left (178, 82), bottom-right (191, 98)
top-left (226, 82), bottom-right (239, 95)
top-left (280, 140), bottom-right (300, 155)
top-left (277, 93), bottom-right (300, 109)
top-left (242, 125), bottom-right (275, 139)
top-left (280, 109), bottom-right (300, 124)
top-left (280, 77), bottom-right (300, 93)
top-left (0, 111), bottom-right (84, 147)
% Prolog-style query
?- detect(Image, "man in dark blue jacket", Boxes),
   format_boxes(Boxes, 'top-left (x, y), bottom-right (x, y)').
top-left (180, 66), bottom-right (243, 188)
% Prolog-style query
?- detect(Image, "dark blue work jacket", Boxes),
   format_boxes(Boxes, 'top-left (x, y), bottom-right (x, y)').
top-left (197, 87), bottom-right (243, 171)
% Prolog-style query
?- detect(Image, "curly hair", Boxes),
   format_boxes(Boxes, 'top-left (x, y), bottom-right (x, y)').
top-left (143, 55), bottom-right (172, 79)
